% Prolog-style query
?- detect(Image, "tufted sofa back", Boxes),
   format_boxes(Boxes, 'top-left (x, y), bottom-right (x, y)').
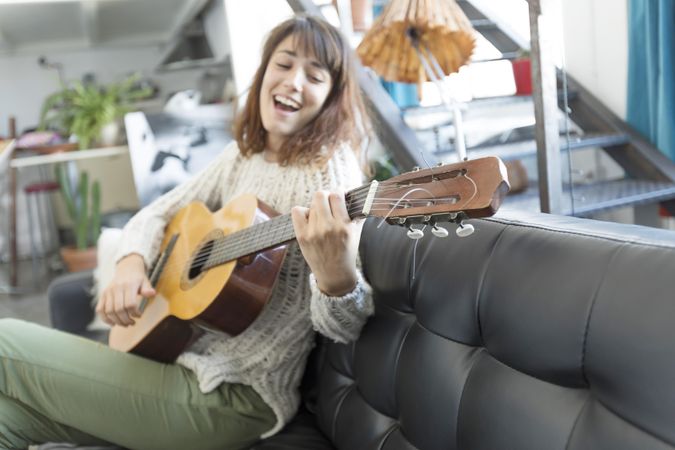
top-left (313, 211), bottom-right (675, 450)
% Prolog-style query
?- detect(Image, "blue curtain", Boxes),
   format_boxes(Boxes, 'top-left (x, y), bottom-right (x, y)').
top-left (626, 0), bottom-right (675, 160)
top-left (380, 80), bottom-right (419, 109)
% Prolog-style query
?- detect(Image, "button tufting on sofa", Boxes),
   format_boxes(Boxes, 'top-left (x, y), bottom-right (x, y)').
top-left (47, 210), bottom-right (675, 449)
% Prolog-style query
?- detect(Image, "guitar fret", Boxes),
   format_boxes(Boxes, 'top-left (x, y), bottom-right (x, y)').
top-left (207, 215), bottom-right (295, 267)
top-left (204, 185), bottom-right (371, 270)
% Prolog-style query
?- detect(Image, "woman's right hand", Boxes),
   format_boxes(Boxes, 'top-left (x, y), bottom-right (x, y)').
top-left (96, 253), bottom-right (156, 327)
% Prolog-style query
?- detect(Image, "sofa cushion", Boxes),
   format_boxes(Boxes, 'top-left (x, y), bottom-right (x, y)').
top-left (312, 211), bottom-right (675, 450)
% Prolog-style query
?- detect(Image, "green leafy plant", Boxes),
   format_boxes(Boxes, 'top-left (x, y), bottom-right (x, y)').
top-left (370, 154), bottom-right (400, 181)
top-left (56, 164), bottom-right (101, 250)
top-left (39, 74), bottom-right (152, 150)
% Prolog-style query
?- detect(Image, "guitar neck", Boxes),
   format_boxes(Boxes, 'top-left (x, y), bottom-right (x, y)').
top-left (204, 215), bottom-right (295, 270)
top-left (200, 156), bottom-right (510, 271)
top-left (204, 189), bottom-right (364, 270)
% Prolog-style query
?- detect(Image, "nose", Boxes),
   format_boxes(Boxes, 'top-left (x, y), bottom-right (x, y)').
top-left (285, 67), bottom-right (305, 92)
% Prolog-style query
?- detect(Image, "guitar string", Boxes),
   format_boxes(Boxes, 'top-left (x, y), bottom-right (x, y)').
top-left (200, 171), bottom-right (479, 269)
top-left (375, 187), bottom-right (438, 230)
top-left (151, 183), bottom-right (385, 275)
top-left (153, 174), bottom-right (479, 279)
top-left (154, 191), bottom-right (459, 269)
top-left (154, 191), bottom-right (467, 279)
top-left (153, 177), bottom-right (479, 280)
top-left (155, 183), bottom-right (372, 269)
top-left (200, 172), bottom-right (478, 268)
top-left (152, 197), bottom-right (458, 280)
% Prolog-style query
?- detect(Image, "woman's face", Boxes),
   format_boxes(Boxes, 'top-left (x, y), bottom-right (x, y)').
top-left (260, 35), bottom-right (333, 153)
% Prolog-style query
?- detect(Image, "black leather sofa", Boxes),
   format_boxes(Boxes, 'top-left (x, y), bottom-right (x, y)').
top-left (47, 210), bottom-right (675, 450)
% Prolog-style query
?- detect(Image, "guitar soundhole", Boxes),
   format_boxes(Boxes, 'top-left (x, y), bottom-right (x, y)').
top-left (189, 240), bottom-right (214, 280)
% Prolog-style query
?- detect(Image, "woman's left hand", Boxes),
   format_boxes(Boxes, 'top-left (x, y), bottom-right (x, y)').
top-left (291, 190), bottom-right (360, 296)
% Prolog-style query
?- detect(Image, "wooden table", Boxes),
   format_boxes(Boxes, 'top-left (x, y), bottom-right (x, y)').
top-left (6, 146), bottom-right (128, 289)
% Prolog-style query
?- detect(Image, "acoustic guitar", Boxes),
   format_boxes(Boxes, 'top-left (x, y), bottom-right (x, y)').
top-left (109, 156), bottom-right (510, 362)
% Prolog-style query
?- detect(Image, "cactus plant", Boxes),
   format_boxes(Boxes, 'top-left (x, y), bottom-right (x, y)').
top-left (56, 163), bottom-right (101, 250)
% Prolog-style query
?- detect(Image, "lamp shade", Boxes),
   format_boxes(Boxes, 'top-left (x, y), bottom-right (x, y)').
top-left (357, 0), bottom-right (476, 83)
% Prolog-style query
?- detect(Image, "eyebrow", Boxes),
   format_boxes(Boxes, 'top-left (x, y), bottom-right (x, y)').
top-left (277, 49), bottom-right (326, 70)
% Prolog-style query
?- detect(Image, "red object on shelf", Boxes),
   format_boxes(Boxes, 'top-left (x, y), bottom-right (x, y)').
top-left (24, 181), bottom-right (60, 194)
top-left (512, 58), bottom-right (533, 96)
top-left (16, 142), bottom-right (78, 155)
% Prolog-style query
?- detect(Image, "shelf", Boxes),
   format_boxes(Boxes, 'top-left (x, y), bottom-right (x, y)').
top-left (10, 146), bottom-right (128, 169)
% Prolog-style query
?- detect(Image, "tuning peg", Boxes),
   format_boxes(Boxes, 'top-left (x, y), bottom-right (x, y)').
top-left (456, 222), bottom-right (474, 237)
top-left (407, 227), bottom-right (424, 240)
top-left (431, 225), bottom-right (449, 238)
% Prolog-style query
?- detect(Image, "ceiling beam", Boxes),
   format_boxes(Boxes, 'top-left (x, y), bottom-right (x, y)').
top-left (165, 0), bottom-right (210, 41)
top-left (2, 33), bottom-right (166, 56)
top-left (156, 0), bottom-right (210, 67)
top-left (80, 0), bottom-right (99, 46)
top-left (104, 32), bottom-right (167, 47)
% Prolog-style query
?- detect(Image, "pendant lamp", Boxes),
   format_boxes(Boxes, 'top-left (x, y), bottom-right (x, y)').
top-left (357, 0), bottom-right (476, 160)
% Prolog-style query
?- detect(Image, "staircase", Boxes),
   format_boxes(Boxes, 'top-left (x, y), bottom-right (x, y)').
top-left (289, 0), bottom-right (675, 218)
top-left (452, 0), bottom-right (675, 217)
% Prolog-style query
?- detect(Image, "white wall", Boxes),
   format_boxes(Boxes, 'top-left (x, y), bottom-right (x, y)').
top-left (224, 0), bottom-right (293, 99)
top-left (561, 0), bottom-right (628, 119)
top-left (469, 0), bottom-right (628, 119)
top-left (467, 0), bottom-right (631, 162)
top-left (0, 45), bottom-right (211, 138)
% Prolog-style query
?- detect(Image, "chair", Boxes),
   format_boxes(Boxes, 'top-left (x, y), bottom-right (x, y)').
top-left (23, 175), bottom-right (61, 277)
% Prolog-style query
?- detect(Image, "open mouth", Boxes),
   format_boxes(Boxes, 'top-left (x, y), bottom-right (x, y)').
top-left (273, 94), bottom-right (301, 112)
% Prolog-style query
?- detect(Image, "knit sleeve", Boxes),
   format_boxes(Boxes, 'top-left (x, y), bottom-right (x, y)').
top-left (304, 144), bottom-right (374, 343)
top-left (114, 142), bottom-right (239, 268)
top-left (308, 263), bottom-right (374, 343)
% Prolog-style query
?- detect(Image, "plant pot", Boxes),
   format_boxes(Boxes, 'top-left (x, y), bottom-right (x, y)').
top-left (99, 121), bottom-right (120, 147)
top-left (511, 58), bottom-right (532, 96)
top-left (60, 245), bottom-right (97, 272)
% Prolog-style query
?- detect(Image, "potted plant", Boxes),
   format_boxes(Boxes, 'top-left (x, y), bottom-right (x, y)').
top-left (55, 163), bottom-right (101, 272)
top-left (511, 49), bottom-right (532, 96)
top-left (39, 73), bottom-right (152, 150)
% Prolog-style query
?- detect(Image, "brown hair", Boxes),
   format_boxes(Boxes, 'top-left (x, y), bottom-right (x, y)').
top-left (233, 14), bottom-right (370, 168)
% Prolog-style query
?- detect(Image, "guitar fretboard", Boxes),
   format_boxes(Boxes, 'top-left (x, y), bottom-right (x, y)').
top-left (202, 189), bottom-right (362, 270)
top-left (204, 214), bottom-right (297, 270)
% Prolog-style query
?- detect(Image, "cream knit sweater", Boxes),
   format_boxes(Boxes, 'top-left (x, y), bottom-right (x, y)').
top-left (115, 141), bottom-right (374, 437)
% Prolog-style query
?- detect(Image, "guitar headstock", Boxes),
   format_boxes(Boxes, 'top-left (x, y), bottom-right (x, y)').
top-left (348, 156), bottom-right (510, 227)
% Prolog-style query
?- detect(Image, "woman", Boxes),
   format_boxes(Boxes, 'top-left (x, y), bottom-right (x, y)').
top-left (0, 14), bottom-right (373, 450)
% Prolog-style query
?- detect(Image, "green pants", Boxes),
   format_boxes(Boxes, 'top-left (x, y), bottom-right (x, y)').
top-left (0, 319), bottom-right (276, 450)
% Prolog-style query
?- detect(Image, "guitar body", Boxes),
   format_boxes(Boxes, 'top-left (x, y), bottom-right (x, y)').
top-left (108, 194), bottom-right (287, 362)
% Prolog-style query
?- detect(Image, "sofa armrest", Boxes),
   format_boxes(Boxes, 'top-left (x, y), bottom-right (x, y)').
top-left (47, 270), bottom-right (95, 334)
